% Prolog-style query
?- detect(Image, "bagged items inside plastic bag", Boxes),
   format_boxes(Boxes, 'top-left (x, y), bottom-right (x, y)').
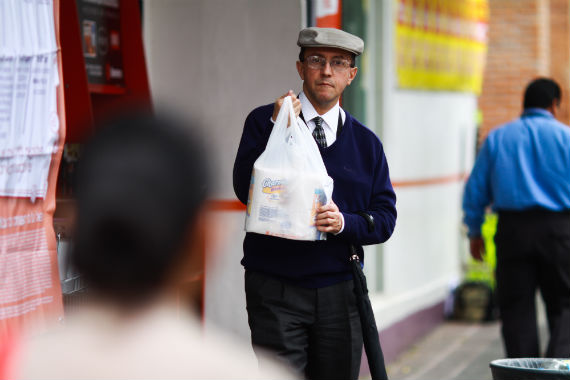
top-left (245, 96), bottom-right (333, 241)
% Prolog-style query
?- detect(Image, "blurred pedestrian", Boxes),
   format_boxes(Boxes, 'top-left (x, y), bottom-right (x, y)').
top-left (233, 27), bottom-right (397, 379)
top-left (16, 112), bottom-right (290, 379)
top-left (463, 78), bottom-right (570, 358)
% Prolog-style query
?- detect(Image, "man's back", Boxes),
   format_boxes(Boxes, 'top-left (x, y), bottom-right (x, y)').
top-left (462, 78), bottom-right (570, 358)
top-left (474, 108), bottom-right (570, 211)
top-left (19, 303), bottom-right (291, 379)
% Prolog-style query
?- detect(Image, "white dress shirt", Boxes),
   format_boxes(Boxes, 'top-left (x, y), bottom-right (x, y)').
top-left (299, 92), bottom-right (346, 147)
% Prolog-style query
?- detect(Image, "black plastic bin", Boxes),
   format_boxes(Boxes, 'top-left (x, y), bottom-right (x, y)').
top-left (490, 359), bottom-right (570, 380)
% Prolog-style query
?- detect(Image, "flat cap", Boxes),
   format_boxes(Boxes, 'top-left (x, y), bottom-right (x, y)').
top-left (297, 27), bottom-right (364, 56)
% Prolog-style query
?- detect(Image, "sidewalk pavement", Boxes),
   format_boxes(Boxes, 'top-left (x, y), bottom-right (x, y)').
top-left (385, 321), bottom-right (502, 380)
top-left (381, 296), bottom-right (548, 380)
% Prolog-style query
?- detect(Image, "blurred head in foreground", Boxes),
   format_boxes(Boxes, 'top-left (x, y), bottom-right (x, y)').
top-left (18, 112), bottom-right (292, 380)
top-left (72, 110), bottom-right (208, 309)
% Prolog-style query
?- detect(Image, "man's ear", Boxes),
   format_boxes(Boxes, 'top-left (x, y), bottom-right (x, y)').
top-left (346, 66), bottom-right (358, 86)
top-left (548, 99), bottom-right (559, 117)
top-left (296, 61), bottom-right (305, 81)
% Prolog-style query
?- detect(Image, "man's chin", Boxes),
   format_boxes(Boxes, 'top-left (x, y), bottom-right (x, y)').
top-left (314, 93), bottom-right (337, 105)
top-left (304, 89), bottom-right (338, 108)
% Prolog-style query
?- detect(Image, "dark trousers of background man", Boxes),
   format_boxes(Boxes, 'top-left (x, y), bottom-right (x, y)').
top-left (495, 210), bottom-right (570, 358)
top-left (245, 270), bottom-right (363, 380)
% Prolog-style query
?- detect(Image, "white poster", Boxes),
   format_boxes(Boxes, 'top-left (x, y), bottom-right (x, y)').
top-left (314, 0), bottom-right (339, 18)
top-left (0, 0), bottom-right (59, 199)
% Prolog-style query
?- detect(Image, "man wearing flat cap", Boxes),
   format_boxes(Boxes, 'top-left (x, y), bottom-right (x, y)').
top-left (233, 27), bottom-right (396, 380)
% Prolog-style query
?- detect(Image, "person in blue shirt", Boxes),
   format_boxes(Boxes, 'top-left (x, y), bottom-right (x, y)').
top-left (233, 28), bottom-right (397, 379)
top-left (463, 78), bottom-right (570, 358)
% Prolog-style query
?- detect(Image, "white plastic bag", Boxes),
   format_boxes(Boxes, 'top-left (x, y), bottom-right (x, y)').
top-left (245, 96), bottom-right (333, 241)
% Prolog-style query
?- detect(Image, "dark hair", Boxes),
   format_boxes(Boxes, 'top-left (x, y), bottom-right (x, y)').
top-left (523, 78), bottom-right (561, 109)
top-left (72, 111), bottom-right (208, 305)
top-left (298, 47), bottom-right (356, 68)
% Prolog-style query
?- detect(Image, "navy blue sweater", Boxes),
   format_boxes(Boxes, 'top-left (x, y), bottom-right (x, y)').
top-left (233, 104), bottom-right (397, 288)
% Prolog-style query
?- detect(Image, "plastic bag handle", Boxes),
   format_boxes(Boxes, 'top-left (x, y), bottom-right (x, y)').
top-left (265, 96), bottom-right (293, 152)
top-left (275, 96), bottom-right (293, 132)
top-left (287, 95), bottom-right (297, 130)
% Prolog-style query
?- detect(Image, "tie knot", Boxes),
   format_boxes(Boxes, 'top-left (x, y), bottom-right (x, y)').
top-left (311, 117), bottom-right (327, 148)
top-left (312, 116), bottom-right (323, 128)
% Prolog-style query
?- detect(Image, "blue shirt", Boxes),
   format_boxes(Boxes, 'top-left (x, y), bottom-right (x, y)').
top-left (233, 104), bottom-right (397, 288)
top-left (463, 108), bottom-right (570, 237)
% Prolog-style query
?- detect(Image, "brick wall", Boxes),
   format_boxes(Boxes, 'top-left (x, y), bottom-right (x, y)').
top-left (478, 0), bottom-right (570, 143)
top-left (549, 0), bottom-right (570, 123)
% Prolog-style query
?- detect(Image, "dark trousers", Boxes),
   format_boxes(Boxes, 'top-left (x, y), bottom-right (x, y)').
top-left (245, 271), bottom-right (363, 380)
top-left (495, 210), bottom-right (570, 358)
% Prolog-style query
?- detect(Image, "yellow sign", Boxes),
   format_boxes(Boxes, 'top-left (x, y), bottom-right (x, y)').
top-left (395, 0), bottom-right (489, 94)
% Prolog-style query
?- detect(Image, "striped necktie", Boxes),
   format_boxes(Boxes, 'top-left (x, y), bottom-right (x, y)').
top-left (312, 116), bottom-right (327, 148)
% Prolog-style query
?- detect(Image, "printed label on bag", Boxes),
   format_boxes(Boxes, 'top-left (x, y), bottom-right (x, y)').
top-left (310, 188), bottom-right (327, 225)
top-left (261, 178), bottom-right (283, 201)
top-left (259, 206), bottom-right (279, 222)
top-left (311, 188), bottom-right (328, 240)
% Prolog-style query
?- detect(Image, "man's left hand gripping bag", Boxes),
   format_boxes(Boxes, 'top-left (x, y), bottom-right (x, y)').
top-left (245, 96), bottom-right (333, 241)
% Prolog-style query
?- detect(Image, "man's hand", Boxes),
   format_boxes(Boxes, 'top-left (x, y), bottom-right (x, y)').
top-left (316, 201), bottom-right (343, 234)
top-left (272, 90), bottom-right (301, 126)
top-left (469, 237), bottom-right (485, 262)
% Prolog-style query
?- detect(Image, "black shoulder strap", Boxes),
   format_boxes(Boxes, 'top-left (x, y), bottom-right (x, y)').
top-left (336, 110), bottom-right (343, 138)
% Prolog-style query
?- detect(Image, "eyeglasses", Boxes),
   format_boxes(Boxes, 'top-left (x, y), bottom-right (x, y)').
top-left (303, 55), bottom-right (352, 73)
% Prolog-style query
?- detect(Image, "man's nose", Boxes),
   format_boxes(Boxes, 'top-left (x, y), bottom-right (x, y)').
top-left (321, 61), bottom-right (333, 76)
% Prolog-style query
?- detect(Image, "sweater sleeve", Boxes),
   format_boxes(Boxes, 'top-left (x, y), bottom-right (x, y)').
top-left (233, 107), bottom-right (273, 204)
top-left (339, 142), bottom-right (397, 245)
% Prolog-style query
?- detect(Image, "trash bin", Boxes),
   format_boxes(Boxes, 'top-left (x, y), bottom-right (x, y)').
top-left (490, 358), bottom-right (570, 380)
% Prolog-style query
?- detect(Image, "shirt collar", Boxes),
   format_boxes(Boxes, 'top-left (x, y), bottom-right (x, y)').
top-left (299, 91), bottom-right (342, 132)
top-left (522, 108), bottom-right (554, 118)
